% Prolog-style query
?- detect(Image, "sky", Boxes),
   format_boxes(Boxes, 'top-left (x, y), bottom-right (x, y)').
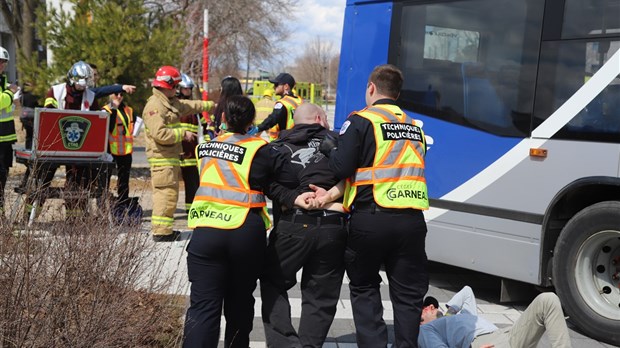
top-left (286, 0), bottom-right (346, 59)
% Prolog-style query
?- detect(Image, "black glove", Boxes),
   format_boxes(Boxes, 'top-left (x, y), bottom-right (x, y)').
top-left (319, 133), bottom-right (338, 157)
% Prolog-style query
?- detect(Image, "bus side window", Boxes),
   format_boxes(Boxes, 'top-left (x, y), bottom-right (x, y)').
top-left (461, 62), bottom-right (508, 128)
top-left (577, 84), bottom-right (620, 134)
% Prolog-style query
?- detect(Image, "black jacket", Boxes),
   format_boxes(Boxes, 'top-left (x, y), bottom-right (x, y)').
top-left (268, 123), bottom-right (340, 210)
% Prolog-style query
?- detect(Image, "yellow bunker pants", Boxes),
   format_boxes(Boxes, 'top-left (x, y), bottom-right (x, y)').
top-left (150, 165), bottom-right (180, 236)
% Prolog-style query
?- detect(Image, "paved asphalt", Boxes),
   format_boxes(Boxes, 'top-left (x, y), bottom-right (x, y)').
top-left (143, 202), bottom-right (617, 348)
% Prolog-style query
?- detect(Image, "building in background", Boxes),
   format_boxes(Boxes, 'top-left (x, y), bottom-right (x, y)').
top-left (0, 17), bottom-right (16, 81)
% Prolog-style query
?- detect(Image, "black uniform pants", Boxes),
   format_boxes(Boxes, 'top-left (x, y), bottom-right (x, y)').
top-left (109, 154), bottom-right (132, 203)
top-left (260, 210), bottom-right (348, 348)
top-left (181, 165), bottom-right (199, 213)
top-left (0, 142), bottom-right (13, 210)
top-left (183, 212), bottom-right (267, 348)
top-left (346, 208), bottom-right (428, 348)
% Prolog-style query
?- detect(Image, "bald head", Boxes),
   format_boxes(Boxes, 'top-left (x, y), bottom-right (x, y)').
top-left (293, 103), bottom-right (330, 129)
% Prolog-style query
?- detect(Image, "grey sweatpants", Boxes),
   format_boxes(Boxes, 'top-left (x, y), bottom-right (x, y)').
top-left (472, 292), bottom-right (571, 348)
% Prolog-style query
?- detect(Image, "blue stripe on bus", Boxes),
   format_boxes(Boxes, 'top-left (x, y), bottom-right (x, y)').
top-left (411, 112), bottom-right (521, 198)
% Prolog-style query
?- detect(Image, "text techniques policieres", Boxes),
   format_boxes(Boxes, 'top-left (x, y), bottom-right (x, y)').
top-left (197, 141), bottom-right (246, 164)
top-left (380, 122), bottom-right (423, 142)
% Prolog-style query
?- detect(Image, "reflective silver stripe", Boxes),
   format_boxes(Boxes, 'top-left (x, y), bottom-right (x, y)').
top-left (198, 133), bottom-right (256, 188)
top-left (365, 106), bottom-right (425, 165)
top-left (195, 186), bottom-right (265, 204)
top-left (352, 166), bottom-right (425, 183)
top-left (367, 106), bottom-right (403, 165)
top-left (196, 133), bottom-right (266, 204)
top-left (197, 152), bottom-right (240, 188)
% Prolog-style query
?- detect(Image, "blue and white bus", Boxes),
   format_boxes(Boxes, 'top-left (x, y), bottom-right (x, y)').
top-left (335, 0), bottom-right (620, 344)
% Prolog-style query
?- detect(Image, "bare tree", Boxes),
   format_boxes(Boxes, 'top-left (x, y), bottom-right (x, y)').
top-left (326, 54), bottom-right (339, 98)
top-left (150, 0), bottom-right (295, 91)
top-left (293, 36), bottom-right (337, 88)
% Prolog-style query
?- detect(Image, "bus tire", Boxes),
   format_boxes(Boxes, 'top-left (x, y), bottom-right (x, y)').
top-left (553, 201), bottom-right (620, 346)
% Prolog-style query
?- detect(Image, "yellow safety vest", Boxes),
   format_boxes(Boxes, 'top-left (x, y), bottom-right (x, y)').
top-left (0, 74), bottom-right (16, 143)
top-left (343, 105), bottom-right (429, 211)
top-left (268, 94), bottom-right (302, 141)
top-left (104, 104), bottom-right (134, 155)
top-left (188, 133), bottom-right (272, 229)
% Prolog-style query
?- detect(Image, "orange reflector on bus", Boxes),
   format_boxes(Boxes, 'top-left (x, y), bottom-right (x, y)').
top-left (530, 148), bottom-right (548, 158)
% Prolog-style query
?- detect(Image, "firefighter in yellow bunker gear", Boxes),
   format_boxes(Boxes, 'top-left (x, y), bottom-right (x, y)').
top-left (143, 65), bottom-right (214, 242)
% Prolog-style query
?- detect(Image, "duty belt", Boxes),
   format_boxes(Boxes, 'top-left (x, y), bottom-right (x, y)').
top-left (280, 208), bottom-right (348, 226)
top-left (354, 203), bottom-right (423, 215)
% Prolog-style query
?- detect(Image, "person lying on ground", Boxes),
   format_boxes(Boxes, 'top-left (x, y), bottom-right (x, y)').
top-left (418, 285), bottom-right (571, 348)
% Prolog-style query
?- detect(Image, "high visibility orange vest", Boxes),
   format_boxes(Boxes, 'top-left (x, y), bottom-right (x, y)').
top-left (268, 94), bottom-right (302, 141)
top-left (104, 104), bottom-right (134, 155)
top-left (188, 133), bottom-right (271, 229)
top-left (343, 104), bottom-right (429, 211)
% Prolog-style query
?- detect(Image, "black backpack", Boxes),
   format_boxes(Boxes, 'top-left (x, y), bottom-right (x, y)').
top-left (111, 197), bottom-right (143, 226)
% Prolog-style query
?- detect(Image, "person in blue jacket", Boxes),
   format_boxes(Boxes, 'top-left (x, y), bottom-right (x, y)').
top-left (418, 286), bottom-right (571, 348)
top-left (88, 63), bottom-right (136, 98)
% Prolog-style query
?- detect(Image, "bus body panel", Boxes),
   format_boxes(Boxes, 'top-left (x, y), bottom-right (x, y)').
top-left (418, 119), bottom-right (620, 214)
top-left (464, 140), bottom-right (620, 214)
top-left (411, 113), bottom-right (522, 198)
top-left (426, 212), bottom-right (542, 284)
top-left (336, 0), bottom-right (620, 344)
top-left (336, 0), bottom-right (620, 284)
top-left (335, 2), bottom-right (393, 130)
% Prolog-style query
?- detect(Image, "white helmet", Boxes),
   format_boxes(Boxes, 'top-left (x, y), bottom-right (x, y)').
top-left (0, 47), bottom-right (9, 61)
top-left (179, 73), bottom-right (195, 89)
top-left (67, 60), bottom-right (94, 88)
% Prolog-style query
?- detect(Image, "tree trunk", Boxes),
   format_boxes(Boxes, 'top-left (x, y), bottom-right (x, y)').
top-left (21, 0), bottom-right (34, 59)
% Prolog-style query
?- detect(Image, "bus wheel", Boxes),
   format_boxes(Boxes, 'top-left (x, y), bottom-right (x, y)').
top-left (553, 201), bottom-right (620, 346)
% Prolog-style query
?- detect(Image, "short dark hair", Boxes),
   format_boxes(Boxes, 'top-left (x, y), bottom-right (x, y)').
top-left (225, 95), bottom-right (255, 134)
top-left (423, 296), bottom-right (439, 309)
top-left (368, 64), bottom-right (403, 99)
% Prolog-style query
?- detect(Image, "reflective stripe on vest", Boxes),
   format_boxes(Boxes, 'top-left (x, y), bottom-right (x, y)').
top-left (0, 75), bottom-right (16, 143)
top-left (268, 95), bottom-right (302, 141)
top-left (104, 104), bottom-right (134, 155)
top-left (188, 133), bottom-right (271, 229)
top-left (343, 105), bottom-right (429, 211)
